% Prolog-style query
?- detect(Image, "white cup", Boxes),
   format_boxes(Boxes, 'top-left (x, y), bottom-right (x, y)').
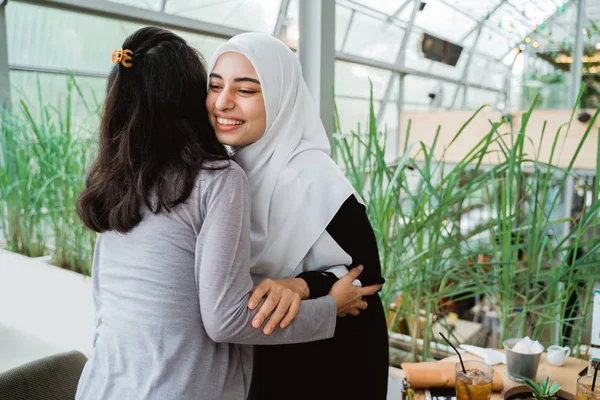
top-left (547, 345), bottom-right (571, 366)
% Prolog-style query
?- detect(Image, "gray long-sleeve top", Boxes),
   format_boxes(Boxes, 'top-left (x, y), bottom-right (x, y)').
top-left (75, 162), bottom-right (337, 400)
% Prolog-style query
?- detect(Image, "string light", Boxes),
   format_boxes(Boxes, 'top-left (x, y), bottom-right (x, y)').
top-left (508, 24), bottom-right (514, 32)
top-left (596, 42), bottom-right (600, 50)
top-left (532, 41), bottom-right (540, 49)
top-left (525, 37), bottom-right (532, 43)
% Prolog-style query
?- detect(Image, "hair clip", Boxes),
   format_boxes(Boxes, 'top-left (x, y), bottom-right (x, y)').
top-left (111, 49), bottom-right (134, 68)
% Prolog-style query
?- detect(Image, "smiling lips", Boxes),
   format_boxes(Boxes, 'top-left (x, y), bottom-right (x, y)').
top-left (215, 117), bottom-right (245, 131)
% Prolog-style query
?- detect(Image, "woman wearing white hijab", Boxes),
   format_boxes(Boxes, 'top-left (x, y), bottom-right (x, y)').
top-left (206, 33), bottom-right (388, 400)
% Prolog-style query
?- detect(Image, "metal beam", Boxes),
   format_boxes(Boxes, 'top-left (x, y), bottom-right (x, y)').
top-left (0, 1), bottom-right (10, 110)
top-left (389, 0), bottom-right (412, 21)
top-left (9, 64), bottom-right (109, 79)
top-left (569, 0), bottom-right (586, 108)
top-left (451, 27), bottom-right (485, 108)
top-left (340, 9), bottom-right (355, 52)
top-left (436, 0), bottom-right (518, 44)
top-left (458, 0), bottom-right (507, 44)
top-left (299, 0), bottom-right (336, 142)
top-left (273, 0), bottom-right (290, 39)
top-left (500, 50), bottom-right (520, 111)
top-left (376, 0), bottom-right (418, 160)
top-left (17, 0), bottom-right (246, 39)
top-left (339, 0), bottom-right (508, 66)
top-left (451, 0), bottom-right (508, 108)
top-left (396, 73), bottom-right (406, 160)
top-left (336, 51), bottom-right (504, 93)
top-left (377, 0), bottom-right (417, 123)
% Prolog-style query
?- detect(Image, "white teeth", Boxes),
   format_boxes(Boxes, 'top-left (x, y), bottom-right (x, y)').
top-left (217, 117), bottom-right (244, 125)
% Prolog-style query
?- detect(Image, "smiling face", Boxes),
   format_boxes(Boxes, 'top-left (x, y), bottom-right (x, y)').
top-left (206, 52), bottom-right (267, 147)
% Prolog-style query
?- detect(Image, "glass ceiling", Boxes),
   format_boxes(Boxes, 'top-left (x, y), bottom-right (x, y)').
top-left (3, 0), bottom-right (598, 131)
top-left (103, 0), bottom-right (573, 63)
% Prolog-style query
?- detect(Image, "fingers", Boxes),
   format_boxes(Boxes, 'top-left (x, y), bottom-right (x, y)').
top-left (349, 309), bottom-right (360, 316)
top-left (359, 283), bottom-right (383, 297)
top-left (356, 300), bottom-right (368, 310)
top-left (263, 290), bottom-right (299, 335)
top-left (344, 265), bottom-right (364, 282)
top-left (248, 278), bottom-right (272, 310)
top-left (252, 291), bottom-right (280, 329)
top-left (280, 295), bottom-right (301, 329)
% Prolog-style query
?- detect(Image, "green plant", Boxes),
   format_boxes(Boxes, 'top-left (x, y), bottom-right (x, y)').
top-left (333, 82), bottom-right (600, 361)
top-left (0, 74), bottom-right (99, 275)
top-left (521, 377), bottom-right (561, 400)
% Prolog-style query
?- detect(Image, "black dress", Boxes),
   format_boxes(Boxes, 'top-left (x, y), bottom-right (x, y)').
top-left (248, 195), bottom-right (389, 400)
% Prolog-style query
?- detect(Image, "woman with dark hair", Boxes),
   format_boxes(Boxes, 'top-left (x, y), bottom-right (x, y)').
top-left (75, 27), bottom-right (372, 400)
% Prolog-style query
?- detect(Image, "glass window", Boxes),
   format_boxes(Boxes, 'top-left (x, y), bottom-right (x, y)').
top-left (9, 71), bottom-right (104, 136)
top-left (465, 54), bottom-right (488, 86)
top-left (465, 87), bottom-right (499, 109)
top-left (334, 97), bottom-right (383, 135)
top-left (486, 62), bottom-right (508, 91)
top-left (414, 0), bottom-right (479, 43)
top-left (404, 76), bottom-right (457, 109)
top-left (379, 101), bottom-right (398, 135)
top-left (353, 0), bottom-right (405, 16)
top-left (6, 2), bottom-right (141, 74)
top-left (442, 0), bottom-right (503, 20)
top-left (488, 2), bottom-right (534, 42)
top-left (342, 12), bottom-right (404, 63)
top-left (5, 2), bottom-right (225, 75)
top-left (335, 61), bottom-right (392, 101)
top-left (379, 101), bottom-right (399, 160)
top-left (336, 5), bottom-right (354, 51)
top-left (165, 0), bottom-right (281, 33)
top-left (477, 27), bottom-right (513, 59)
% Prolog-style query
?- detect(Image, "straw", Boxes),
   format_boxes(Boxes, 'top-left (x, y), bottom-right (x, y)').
top-left (592, 361), bottom-right (599, 392)
top-left (440, 332), bottom-right (466, 373)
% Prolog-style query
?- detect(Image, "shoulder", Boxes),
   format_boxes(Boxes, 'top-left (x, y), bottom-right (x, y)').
top-left (197, 160), bottom-right (249, 190)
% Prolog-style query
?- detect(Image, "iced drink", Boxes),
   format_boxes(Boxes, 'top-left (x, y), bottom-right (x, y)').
top-left (455, 361), bottom-right (494, 400)
top-left (577, 376), bottom-right (600, 400)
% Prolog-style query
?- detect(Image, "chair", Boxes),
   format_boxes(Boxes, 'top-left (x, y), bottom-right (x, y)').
top-left (0, 351), bottom-right (87, 400)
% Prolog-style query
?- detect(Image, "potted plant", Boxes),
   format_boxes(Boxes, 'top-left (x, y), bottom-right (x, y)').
top-left (504, 377), bottom-right (575, 400)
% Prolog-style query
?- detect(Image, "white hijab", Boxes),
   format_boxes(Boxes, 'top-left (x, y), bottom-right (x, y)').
top-left (208, 32), bottom-right (356, 279)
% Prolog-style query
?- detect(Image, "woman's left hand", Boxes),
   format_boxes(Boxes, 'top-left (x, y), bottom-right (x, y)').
top-left (248, 278), bottom-right (308, 335)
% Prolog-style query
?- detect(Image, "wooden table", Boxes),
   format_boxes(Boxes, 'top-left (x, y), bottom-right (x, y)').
top-left (390, 352), bottom-right (588, 400)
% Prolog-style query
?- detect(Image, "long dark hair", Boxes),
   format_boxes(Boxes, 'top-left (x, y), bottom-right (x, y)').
top-left (78, 27), bottom-right (229, 233)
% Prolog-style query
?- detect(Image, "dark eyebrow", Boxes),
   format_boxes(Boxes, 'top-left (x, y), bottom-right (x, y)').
top-left (234, 77), bottom-right (260, 85)
top-left (209, 73), bottom-right (260, 85)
